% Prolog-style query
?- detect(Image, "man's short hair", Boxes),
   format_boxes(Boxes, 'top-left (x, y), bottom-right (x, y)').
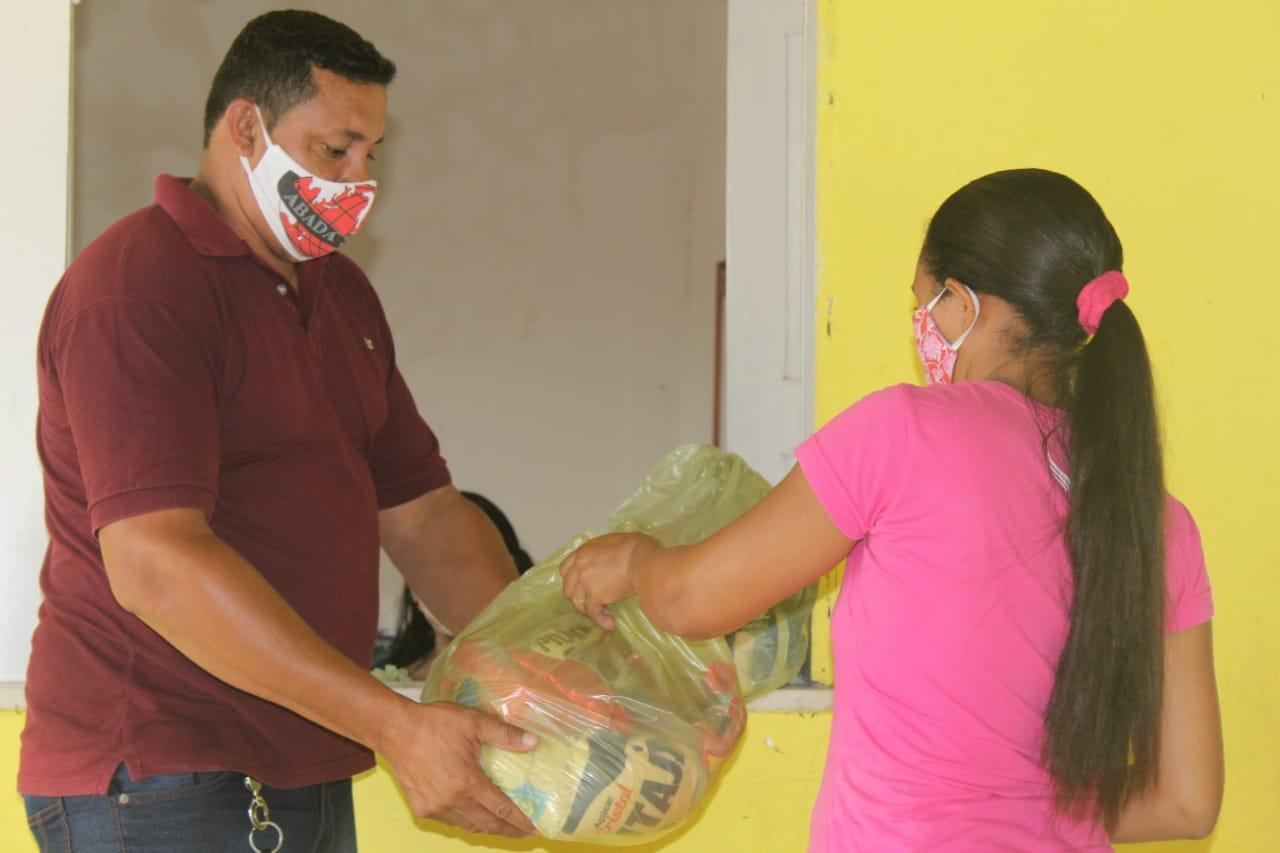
top-left (202, 10), bottom-right (396, 147)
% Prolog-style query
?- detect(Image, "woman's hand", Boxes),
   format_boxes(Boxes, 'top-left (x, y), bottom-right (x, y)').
top-left (559, 533), bottom-right (662, 630)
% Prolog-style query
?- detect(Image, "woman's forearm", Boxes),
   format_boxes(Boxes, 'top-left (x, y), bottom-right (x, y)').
top-left (1110, 787), bottom-right (1216, 842)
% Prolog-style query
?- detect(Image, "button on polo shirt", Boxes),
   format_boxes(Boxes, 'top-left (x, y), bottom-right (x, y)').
top-left (20, 175), bottom-right (452, 796)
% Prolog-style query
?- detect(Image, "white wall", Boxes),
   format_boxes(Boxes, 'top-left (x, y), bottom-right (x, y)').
top-left (0, 5), bottom-right (72, 681)
top-left (72, 1), bottom-right (726, 630)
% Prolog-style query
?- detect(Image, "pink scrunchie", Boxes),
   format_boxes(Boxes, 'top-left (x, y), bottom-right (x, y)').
top-left (1077, 270), bottom-right (1129, 334)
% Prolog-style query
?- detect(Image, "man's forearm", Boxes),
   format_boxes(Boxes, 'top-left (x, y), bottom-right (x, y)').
top-left (107, 518), bottom-right (407, 754)
top-left (382, 490), bottom-right (519, 633)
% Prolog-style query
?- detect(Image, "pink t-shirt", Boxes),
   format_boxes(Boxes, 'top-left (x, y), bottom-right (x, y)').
top-left (795, 381), bottom-right (1213, 852)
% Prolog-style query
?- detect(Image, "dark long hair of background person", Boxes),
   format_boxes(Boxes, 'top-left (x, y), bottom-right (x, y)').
top-left (920, 169), bottom-right (1165, 828)
top-left (381, 492), bottom-right (535, 669)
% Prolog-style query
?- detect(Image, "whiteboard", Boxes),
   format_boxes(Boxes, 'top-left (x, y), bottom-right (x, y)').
top-left (2, 4), bottom-right (72, 681)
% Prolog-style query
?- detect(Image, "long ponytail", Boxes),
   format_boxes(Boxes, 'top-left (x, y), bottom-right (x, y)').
top-left (920, 169), bottom-right (1166, 826)
top-left (1047, 299), bottom-right (1165, 825)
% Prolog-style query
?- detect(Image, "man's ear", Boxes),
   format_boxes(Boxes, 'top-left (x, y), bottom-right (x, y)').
top-left (222, 99), bottom-right (262, 159)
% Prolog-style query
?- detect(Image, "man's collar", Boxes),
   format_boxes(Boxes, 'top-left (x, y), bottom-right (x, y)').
top-left (154, 174), bottom-right (250, 258)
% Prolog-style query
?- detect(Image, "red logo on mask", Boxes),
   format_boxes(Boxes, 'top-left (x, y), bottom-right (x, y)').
top-left (277, 172), bottom-right (375, 257)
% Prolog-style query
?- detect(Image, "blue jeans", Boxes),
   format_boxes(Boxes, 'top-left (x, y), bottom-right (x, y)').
top-left (23, 763), bottom-right (356, 852)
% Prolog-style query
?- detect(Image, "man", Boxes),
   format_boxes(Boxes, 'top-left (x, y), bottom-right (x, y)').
top-left (19, 11), bottom-right (536, 850)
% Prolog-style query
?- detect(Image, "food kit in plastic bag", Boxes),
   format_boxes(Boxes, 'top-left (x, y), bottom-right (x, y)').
top-left (422, 445), bottom-right (816, 845)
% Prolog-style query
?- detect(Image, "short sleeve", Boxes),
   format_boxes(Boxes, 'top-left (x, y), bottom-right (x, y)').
top-left (55, 298), bottom-right (220, 535)
top-left (368, 362), bottom-right (452, 510)
top-left (1164, 496), bottom-right (1214, 633)
top-left (793, 386), bottom-right (914, 542)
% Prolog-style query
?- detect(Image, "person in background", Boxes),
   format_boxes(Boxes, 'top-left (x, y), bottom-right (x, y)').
top-left (379, 492), bottom-right (536, 679)
top-left (561, 169), bottom-right (1224, 850)
top-left (20, 11), bottom-right (536, 851)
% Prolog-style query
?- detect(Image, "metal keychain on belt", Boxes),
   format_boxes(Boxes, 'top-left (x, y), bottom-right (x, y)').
top-left (244, 776), bottom-right (285, 852)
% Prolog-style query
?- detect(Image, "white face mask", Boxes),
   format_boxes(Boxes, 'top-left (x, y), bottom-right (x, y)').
top-left (239, 105), bottom-right (378, 262)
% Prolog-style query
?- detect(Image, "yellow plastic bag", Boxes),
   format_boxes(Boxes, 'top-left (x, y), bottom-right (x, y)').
top-left (422, 445), bottom-right (816, 845)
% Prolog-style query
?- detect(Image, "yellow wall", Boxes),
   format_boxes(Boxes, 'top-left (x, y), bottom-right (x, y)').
top-left (814, 1), bottom-right (1279, 851)
top-left (5, 3), bottom-right (1276, 851)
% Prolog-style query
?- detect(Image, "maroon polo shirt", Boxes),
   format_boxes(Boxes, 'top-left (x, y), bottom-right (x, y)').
top-left (19, 175), bottom-right (451, 795)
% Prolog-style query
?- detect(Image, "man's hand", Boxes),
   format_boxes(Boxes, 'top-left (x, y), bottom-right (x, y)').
top-left (379, 700), bottom-right (539, 838)
top-left (559, 533), bottom-right (662, 630)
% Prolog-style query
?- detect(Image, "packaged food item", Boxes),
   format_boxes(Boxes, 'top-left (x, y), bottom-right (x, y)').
top-left (423, 445), bottom-right (816, 844)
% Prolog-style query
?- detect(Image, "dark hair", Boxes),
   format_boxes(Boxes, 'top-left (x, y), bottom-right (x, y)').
top-left (202, 10), bottom-right (396, 147)
top-left (920, 169), bottom-right (1165, 827)
top-left (382, 492), bottom-right (535, 669)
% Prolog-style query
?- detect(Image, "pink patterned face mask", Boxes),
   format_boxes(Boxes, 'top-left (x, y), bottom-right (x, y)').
top-left (913, 286), bottom-right (981, 385)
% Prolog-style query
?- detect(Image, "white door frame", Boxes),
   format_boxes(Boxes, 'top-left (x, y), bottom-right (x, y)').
top-left (1, 2), bottom-right (73, 682)
top-left (724, 0), bottom-right (818, 485)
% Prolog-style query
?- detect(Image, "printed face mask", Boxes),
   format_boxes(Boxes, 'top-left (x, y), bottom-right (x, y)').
top-left (239, 105), bottom-right (377, 261)
top-left (912, 285), bottom-right (980, 385)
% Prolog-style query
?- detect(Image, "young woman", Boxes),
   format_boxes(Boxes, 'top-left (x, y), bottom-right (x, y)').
top-left (560, 169), bottom-right (1224, 850)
